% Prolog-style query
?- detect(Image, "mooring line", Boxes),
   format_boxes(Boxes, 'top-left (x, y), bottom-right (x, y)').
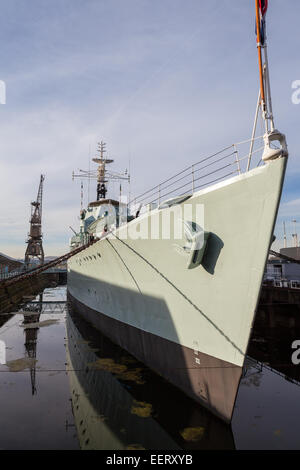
top-left (108, 232), bottom-right (244, 358)
top-left (105, 238), bottom-right (142, 294)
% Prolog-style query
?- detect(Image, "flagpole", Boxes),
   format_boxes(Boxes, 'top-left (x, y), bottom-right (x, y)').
top-left (253, 0), bottom-right (289, 163)
top-left (263, 42), bottom-right (275, 132)
top-left (255, 0), bottom-right (266, 120)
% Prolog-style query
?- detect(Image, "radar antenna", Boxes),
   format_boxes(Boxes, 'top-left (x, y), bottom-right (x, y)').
top-left (72, 141), bottom-right (130, 202)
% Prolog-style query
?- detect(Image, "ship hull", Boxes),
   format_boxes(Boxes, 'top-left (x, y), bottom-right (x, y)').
top-left (68, 291), bottom-right (242, 423)
top-left (67, 157), bottom-right (287, 422)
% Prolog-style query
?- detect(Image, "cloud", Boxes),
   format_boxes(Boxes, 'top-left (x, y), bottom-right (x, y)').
top-left (277, 198), bottom-right (300, 225)
top-left (0, 0), bottom-right (299, 258)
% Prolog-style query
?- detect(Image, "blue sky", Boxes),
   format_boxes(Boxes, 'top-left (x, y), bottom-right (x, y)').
top-left (0, 0), bottom-right (299, 257)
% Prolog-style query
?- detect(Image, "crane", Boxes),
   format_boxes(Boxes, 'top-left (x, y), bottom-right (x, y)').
top-left (25, 175), bottom-right (45, 268)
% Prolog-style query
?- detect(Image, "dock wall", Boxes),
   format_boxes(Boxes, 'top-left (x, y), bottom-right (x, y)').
top-left (0, 272), bottom-right (66, 313)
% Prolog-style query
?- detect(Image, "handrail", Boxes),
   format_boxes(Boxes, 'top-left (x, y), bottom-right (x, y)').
top-left (129, 135), bottom-right (265, 210)
top-left (129, 144), bottom-right (236, 205)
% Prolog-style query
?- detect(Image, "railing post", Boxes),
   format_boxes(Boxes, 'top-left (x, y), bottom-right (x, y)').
top-left (192, 165), bottom-right (195, 193)
top-left (234, 144), bottom-right (241, 175)
top-left (158, 185), bottom-right (161, 204)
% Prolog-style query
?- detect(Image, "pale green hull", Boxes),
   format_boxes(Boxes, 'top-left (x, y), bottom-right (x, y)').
top-left (68, 156), bottom-right (287, 421)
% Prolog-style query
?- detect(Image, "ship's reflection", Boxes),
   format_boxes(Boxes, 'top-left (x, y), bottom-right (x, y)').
top-left (66, 301), bottom-right (300, 450)
top-left (66, 305), bottom-right (235, 450)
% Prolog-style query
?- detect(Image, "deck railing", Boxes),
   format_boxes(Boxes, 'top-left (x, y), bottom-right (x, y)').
top-left (0, 268), bottom-right (24, 280)
top-left (129, 135), bottom-right (264, 211)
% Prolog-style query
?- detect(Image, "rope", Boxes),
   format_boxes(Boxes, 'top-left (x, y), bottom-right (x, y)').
top-left (105, 238), bottom-right (142, 294)
top-left (0, 239), bottom-right (97, 288)
top-left (107, 231), bottom-right (244, 358)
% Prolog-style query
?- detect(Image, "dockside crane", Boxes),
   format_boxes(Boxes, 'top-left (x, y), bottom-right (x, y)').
top-left (25, 175), bottom-right (45, 268)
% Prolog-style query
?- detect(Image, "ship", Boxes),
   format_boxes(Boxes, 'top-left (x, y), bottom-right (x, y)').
top-left (67, 1), bottom-right (288, 423)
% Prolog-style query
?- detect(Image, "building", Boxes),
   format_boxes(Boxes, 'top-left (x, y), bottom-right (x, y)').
top-left (280, 247), bottom-right (300, 261)
top-left (0, 252), bottom-right (23, 276)
top-left (264, 248), bottom-right (300, 288)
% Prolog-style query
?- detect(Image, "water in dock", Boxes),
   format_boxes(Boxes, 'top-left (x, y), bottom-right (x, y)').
top-left (0, 284), bottom-right (299, 450)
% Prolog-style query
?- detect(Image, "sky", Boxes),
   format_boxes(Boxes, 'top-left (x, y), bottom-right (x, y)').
top-left (0, 0), bottom-right (299, 258)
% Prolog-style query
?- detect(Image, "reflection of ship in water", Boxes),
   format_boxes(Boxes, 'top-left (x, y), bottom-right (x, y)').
top-left (22, 293), bottom-right (43, 395)
top-left (66, 306), bottom-right (235, 450)
top-left (249, 301), bottom-right (300, 385)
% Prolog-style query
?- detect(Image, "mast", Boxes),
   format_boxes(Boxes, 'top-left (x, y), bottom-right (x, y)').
top-left (283, 221), bottom-right (287, 248)
top-left (92, 141), bottom-right (114, 200)
top-left (292, 219), bottom-right (298, 248)
top-left (251, 0), bottom-right (288, 164)
top-left (255, 0), bottom-right (275, 133)
top-left (255, 0), bottom-right (266, 123)
top-left (73, 141), bottom-right (130, 203)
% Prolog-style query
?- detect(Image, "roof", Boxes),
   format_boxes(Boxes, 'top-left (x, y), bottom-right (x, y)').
top-left (280, 247), bottom-right (300, 261)
top-left (0, 252), bottom-right (23, 268)
top-left (88, 199), bottom-right (119, 207)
